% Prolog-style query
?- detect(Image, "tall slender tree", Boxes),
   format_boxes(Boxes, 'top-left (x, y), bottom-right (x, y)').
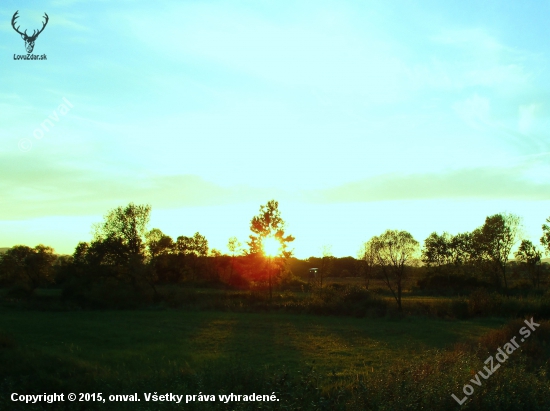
top-left (358, 239), bottom-right (377, 290)
top-left (371, 230), bottom-right (419, 312)
top-left (227, 236), bottom-right (242, 285)
top-left (248, 200), bottom-right (294, 257)
top-left (478, 213), bottom-right (521, 289)
top-left (247, 200), bottom-right (294, 298)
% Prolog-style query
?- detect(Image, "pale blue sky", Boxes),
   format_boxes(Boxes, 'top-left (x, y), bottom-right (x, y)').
top-left (1, 0), bottom-right (550, 257)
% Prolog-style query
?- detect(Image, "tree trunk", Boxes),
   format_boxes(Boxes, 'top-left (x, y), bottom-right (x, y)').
top-left (397, 281), bottom-right (402, 312)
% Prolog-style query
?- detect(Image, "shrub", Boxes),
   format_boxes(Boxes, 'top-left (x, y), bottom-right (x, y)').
top-left (468, 288), bottom-right (502, 316)
top-left (417, 274), bottom-right (490, 295)
top-left (306, 285), bottom-right (388, 317)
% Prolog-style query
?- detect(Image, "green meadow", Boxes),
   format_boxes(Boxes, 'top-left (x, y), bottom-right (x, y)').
top-left (3, 301), bottom-right (549, 410)
top-left (0, 309), bottom-right (506, 379)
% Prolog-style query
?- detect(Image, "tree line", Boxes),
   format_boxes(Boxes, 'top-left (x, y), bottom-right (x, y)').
top-left (1, 202), bottom-right (549, 310)
top-left (358, 213), bottom-right (550, 311)
top-left (0, 200), bottom-right (294, 302)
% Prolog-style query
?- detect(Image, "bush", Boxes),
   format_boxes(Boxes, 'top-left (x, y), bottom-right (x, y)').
top-left (306, 285), bottom-right (388, 317)
top-left (278, 275), bottom-right (307, 292)
top-left (511, 279), bottom-right (534, 290)
top-left (417, 274), bottom-right (490, 294)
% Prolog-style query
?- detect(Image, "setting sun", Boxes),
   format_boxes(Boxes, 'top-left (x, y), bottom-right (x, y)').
top-left (1, 2), bottom-right (549, 407)
top-left (262, 236), bottom-right (281, 257)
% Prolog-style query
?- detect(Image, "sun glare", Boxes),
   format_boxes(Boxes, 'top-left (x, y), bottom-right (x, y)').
top-left (263, 236), bottom-right (281, 257)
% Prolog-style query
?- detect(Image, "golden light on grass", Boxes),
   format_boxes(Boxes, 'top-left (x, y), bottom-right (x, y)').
top-left (262, 236), bottom-right (281, 257)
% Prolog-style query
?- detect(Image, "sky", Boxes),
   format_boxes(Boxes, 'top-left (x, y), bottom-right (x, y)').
top-left (1, 0), bottom-right (550, 258)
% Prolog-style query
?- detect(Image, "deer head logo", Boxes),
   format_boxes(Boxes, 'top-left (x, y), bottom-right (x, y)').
top-left (11, 10), bottom-right (49, 54)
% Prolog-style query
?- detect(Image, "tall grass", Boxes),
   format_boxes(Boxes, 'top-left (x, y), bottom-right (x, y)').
top-left (4, 284), bottom-right (550, 320)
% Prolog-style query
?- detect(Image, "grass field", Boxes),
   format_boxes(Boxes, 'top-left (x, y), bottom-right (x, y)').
top-left (0, 307), bottom-right (516, 409)
top-left (0, 309), bottom-right (506, 379)
top-left (1, 284), bottom-right (549, 410)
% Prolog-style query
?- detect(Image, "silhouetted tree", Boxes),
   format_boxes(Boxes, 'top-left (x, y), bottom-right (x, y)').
top-left (0, 245), bottom-right (56, 291)
top-left (175, 232), bottom-right (209, 281)
top-left (247, 200), bottom-right (295, 298)
top-left (371, 230), bottom-right (419, 312)
top-left (248, 200), bottom-right (294, 257)
top-left (422, 232), bottom-right (452, 271)
top-left (334, 256), bottom-right (358, 277)
top-left (515, 239), bottom-right (542, 288)
top-left (88, 203), bottom-right (155, 292)
top-left (227, 236), bottom-right (242, 285)
top-left (52, 254), bottom-right (74, 285)
top-left (358, 239), bottom-right (377, 290)
top-left (146, 228), bottom-right (174, 259)
top-left (477, 213), bottom-right (521, 289)
top-left (145, 228), bottom-right (176, 284)
top-left (93, 203), bottom-right (151, 259)
top-left (448, 232), bottom-right (473, 273)
top-left (542, 217), bottom-right (550, 254)
top-left (207, 248), bottom-right (225, 282)
top-left (84, 237), bottom-right (133, 281)
top-left (316, 245), bottom-right (333, 289)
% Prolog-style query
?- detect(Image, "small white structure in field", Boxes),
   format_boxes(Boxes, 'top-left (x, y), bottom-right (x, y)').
top-left (309, 268), bottom-right (318, 278)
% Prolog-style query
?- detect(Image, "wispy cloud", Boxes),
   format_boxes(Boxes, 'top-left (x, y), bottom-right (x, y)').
top-left (119, 2), bottom-right (412, 102)
top-left (303, 166), bottom-right (550, 203)
top-left (518, 103), bottom-right (540, 135)
top-left (2, 0), bottom-right (550, 254)
top-left (0, 153), bottom-right (285, 219)
top-left (453, 93), bottom-right (491, 129)
top-left (408, 27), bottom-right (534, 95)
top-left (2, 154), bottom-right (548, 220)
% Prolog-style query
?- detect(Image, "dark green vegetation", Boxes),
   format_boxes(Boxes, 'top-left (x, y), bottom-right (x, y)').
top-left (1, 286), bottom-right (550, 410)
top-left (1, 202), bottom-right (550, 409)
top-left (1, 203), bottom-right (549, 316)
top-left (0, 310), bottom-right (504, 381)
top-left (1, 202), bottom-right (549, 313)
top-left (2, 307), bottom-right (549, 410)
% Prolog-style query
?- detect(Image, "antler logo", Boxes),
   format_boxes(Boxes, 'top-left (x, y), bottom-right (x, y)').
top-left (11, 10), bottom-right (49, 54)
